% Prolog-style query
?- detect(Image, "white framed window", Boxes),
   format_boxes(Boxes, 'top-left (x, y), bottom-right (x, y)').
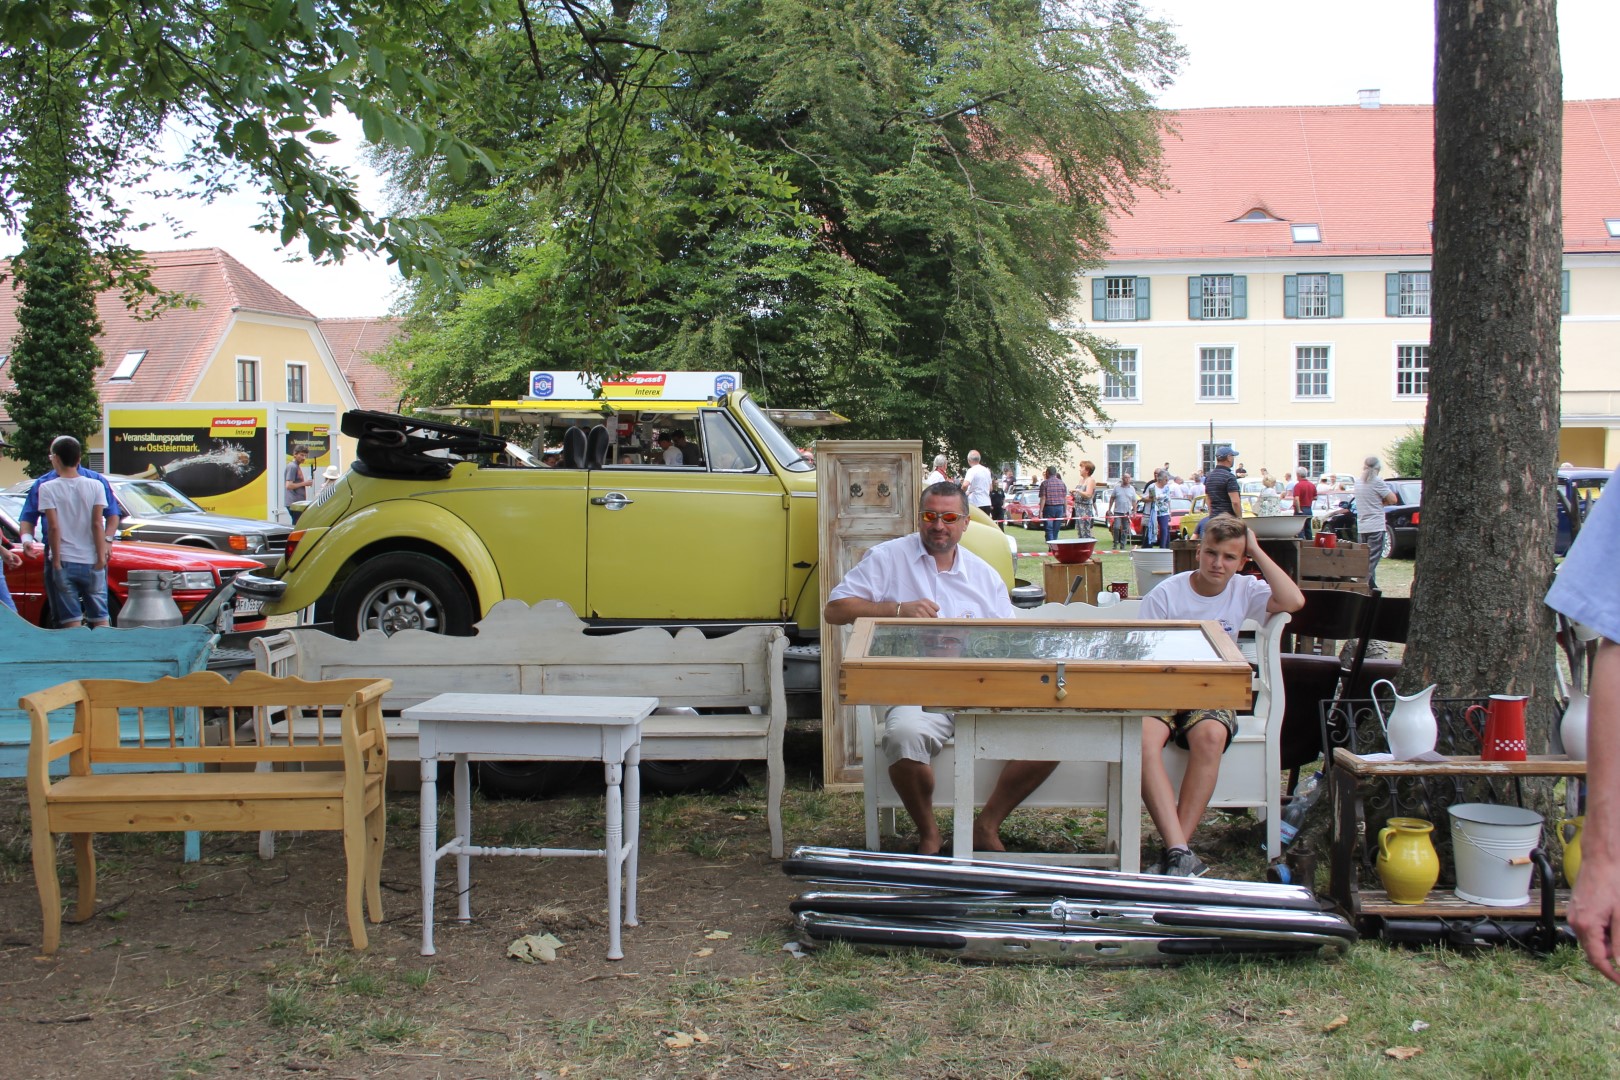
top-left (1387, 271), bottom-right (1431, 317)
top-left (1106, 443), bottom-right (1139, 483)
top-left (1188, 274), bottom-right (1247, 319)
top-left (110, 349), bottom-right (146, 380)
top-left (1294, 345), bottom-right (1332, 400)
top-left (1199, 443), bottom-right (1218, 473)
top-left (236, 357), bottom-right (260, 402)
top-left (1197, 346), bottom-right (1236, 401)
top-left (1092, 276), bottom-right (1150, 322)
top-left (1395, 344), bottom-right (1430, 398)
top-left (1297, 442), bottom-right (1328, 478)
top-left (1102, 348), bottom-right (1139, 402)
top-left (1285, 272), bottom-right (1344, 319)
top-left (286, 362), bottom-right (308, 403)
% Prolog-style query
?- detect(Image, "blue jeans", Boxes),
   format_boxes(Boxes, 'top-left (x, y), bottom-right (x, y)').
top-left (1043, 504), bottom-right (1064, 542)
top-left (52, 563), bottom-right (109, 625)
top-left (1156, 513), bottom-right (1171, 548)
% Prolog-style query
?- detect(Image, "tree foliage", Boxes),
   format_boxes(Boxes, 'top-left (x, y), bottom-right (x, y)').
top-left (0, 0), bottom-right (496, 283)
top-left (1385, 427), bottom-right (1423, 478)
top-left (1, 183), bottom-right (105, 474)
top-left (379, 0), bottom-right (1181, 463)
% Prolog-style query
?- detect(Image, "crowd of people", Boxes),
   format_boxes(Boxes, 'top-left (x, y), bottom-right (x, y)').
top-left (925, 446), bottom-right (1391, 556)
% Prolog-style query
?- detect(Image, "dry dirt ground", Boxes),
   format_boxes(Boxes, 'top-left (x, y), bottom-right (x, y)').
top-left (0, 760), bottom-right (820, 1080)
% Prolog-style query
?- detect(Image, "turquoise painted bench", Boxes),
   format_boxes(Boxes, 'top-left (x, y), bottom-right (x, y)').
top-left (1, 605), bottom-right (216, 860)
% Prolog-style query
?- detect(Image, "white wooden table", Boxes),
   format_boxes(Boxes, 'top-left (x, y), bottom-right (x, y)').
top-left (403, 693), bottom-right (658, 960)
top-left (949, 709), bottom-right (1145, 871)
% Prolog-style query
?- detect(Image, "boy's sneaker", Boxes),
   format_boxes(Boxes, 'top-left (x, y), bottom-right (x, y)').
top-left (1161, 848), bottom-right (1208, 878)
top-left (1143, 848), bottom-right (1168, 875)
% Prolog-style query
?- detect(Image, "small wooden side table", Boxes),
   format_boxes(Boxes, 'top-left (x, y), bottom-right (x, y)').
top-left (405, 693), bottom-right (658, 960)
top-left (1329, 748), bottom-right (1585, 922)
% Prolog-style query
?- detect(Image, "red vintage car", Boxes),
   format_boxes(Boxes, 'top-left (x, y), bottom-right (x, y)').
top-left (2, 493), bottom-right (265, 629)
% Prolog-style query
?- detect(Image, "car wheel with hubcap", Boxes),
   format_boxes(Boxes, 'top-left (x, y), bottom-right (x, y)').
top-left (333, 552), bottom-right (474, 639)
top-left (474, 760), bottom-right (586, 799)
top-left (639, 759), bottom-right (744, 794)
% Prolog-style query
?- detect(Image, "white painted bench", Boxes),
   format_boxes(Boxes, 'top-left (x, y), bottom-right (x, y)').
top-left (250, 599), bottom-right (788, 857)
top-left (860, 602), bottom-right (1289, 859)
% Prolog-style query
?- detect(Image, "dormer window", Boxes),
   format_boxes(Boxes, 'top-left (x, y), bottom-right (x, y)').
top-left (110, 349), bottom-right (146, 380)
top-left (1233, 207), bottom-right (1281, 223)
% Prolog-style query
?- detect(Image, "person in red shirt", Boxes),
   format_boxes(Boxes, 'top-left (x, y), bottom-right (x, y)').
top-left (1292, 468), bottom-right (1318, 540)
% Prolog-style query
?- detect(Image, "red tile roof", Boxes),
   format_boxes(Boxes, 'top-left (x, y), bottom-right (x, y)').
top-left (0, 247), bottom-right (317, 422)
top-left (320, 316), bottom-right (405, 412)
top-left (1106, 99), bottom-right (1620, 260)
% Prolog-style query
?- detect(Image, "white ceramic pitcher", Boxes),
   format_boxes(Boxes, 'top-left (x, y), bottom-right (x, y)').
top-left (1370, 679), bottom-right (1439, 759)
top-left (1562, 684), bottom-right (1590, 760)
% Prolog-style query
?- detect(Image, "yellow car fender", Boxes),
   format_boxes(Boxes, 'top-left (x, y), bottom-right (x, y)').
top-left (267, 500), bottom-right (502, 616)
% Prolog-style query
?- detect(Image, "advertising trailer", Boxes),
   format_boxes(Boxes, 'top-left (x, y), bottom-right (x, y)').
top-left (103, 403), bottom-right (339, 523)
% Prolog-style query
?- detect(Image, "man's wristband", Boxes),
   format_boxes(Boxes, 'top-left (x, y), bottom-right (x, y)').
top-left (894, 603), bottom-right (902, 618)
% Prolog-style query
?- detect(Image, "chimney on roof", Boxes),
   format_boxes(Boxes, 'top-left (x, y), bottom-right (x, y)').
top-left (1358, 88), bottom-right (1381, 109)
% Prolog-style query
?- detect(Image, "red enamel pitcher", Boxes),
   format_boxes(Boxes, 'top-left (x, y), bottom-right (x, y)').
top-left (1465, 695), bottom-right (1529, 761)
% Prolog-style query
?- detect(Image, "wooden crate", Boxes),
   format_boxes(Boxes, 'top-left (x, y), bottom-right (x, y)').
top-left (1176, 538), bottom-right (1369, 592)
top-left (1043, 558), bottom-right (1103, 604)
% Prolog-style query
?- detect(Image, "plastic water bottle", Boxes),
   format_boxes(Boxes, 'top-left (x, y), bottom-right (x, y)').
top-left (1278, 770), bottom-right (1324, 848)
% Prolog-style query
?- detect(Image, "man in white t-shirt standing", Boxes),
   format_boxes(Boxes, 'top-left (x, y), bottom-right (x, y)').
top-left (826, 481), bottom-right (1054, 855)
top-left (924, 455), bottom-right (949, 485)
top-left (37, 435), bottom-right (113, 628)
top-left (1138, 514), bottom-right (1303, 876)
top-left (962, 450), bottom-right (993, 517)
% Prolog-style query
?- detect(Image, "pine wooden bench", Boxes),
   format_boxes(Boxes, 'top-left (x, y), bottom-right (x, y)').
top-left (23, 671), bottom-right (392, 954)
top-left (250, 599), bottom-right (789, 857)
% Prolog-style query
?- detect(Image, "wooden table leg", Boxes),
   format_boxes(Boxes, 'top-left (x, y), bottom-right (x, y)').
top-left (454, 754), bottom-right (472, 924)
top-left (624, 745), bottom-right (640, 927)
top-left (603, 760), bottom-right (624, 960)
top-left (419, 756), bottom-right (437, 957)
top-left (953, 713), bottom-right (976, 860)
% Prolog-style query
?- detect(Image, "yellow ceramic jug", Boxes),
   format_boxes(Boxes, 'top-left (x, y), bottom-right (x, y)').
top-left (1376, 817), bottom-right (1440, 904)
top-left (1562, 816), bottom-right (1584, 886)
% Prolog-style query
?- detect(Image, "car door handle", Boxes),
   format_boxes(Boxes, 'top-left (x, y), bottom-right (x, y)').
top-left (591, 493), bottom-right (634, 510)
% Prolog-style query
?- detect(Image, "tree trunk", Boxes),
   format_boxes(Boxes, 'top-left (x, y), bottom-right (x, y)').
top-left (1406, 0), bottom-right (1562, 751)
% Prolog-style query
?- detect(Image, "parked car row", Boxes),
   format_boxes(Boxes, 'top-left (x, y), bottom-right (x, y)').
top-left (2, 493), bottom-right (268, 629)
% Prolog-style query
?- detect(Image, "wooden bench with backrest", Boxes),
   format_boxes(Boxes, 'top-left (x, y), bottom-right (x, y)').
top-left (23, 671), bottom-right (391, 953)
top-left (2, 606), bottom-right (218, 862)
top-left (250, 599), bottom-right (789, 857)
top-left (860, 600), bottom-right (1291, 859)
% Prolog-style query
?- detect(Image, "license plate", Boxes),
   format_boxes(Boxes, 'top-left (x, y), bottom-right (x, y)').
top-left (234, 596), bottom-right (264, 616)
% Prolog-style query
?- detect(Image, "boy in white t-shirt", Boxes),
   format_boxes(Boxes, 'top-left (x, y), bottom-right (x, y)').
top-left (1138, 515), bottom-right (1304, 876)
top-left (37, 435), bottom-right (113, 628)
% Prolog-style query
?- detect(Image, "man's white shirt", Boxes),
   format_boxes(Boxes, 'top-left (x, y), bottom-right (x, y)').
top-left (963, 464), bottom-right (993, 508)
top-left (829, 533), bottom-right (1012, 618)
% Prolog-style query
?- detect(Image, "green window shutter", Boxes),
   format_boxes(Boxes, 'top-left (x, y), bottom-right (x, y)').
top-left (1187, 276), bottom-right (1203, 319)
top-left (1135, 277), bottom-right (1151, 320)
top-left (1561, 269), bottom-right (1571, 315)
top-left (1231, 276), bottom-right (1248, 319)
top-left (1093, 287), bottom-right (1107, 322)
top-left (1386, 273), bottom-right (1401, 316)
top-left (1329, 275), bottom-right (1344, 318)
top-left (1283, 275), bottom-right (1299, 318)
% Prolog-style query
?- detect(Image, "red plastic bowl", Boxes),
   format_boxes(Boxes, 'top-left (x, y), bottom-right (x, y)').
top-left (1048, 539), bottom-right (1097, 564)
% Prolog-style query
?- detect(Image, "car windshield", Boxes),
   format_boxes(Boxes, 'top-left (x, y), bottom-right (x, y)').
top-left (114, 479), bottom-right (207, 516)
top-left (1390, 481), bottom-right (1422, 504)
top-left (736, 393), bottom-right (813, 472)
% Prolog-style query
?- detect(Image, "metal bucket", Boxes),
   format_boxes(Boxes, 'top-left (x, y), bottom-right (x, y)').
top-left (1131, 548), bottom-right (1174, 597)
top-left (1448, 803), bottom-right (1542, 906)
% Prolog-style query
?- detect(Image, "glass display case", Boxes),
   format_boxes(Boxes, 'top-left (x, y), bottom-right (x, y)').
top-left (840, 618), bottom-right (1251, 711)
